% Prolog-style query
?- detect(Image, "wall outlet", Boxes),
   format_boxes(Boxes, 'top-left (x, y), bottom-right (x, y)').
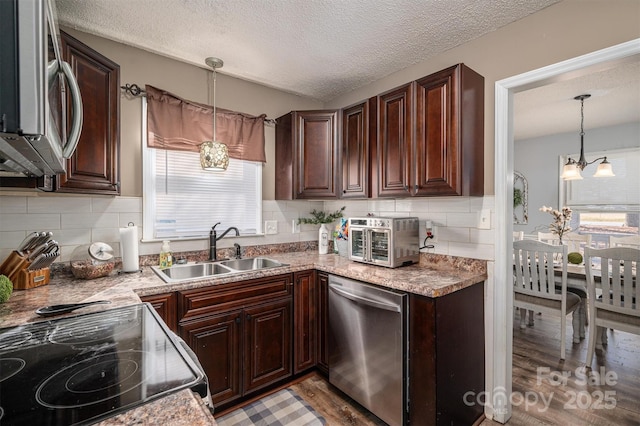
top-left (265, 220), bottom-right (278, 234)
top-left (478, 209), bottom-right (491, 230)
top-left (292, 220), bottom-right (300, 234)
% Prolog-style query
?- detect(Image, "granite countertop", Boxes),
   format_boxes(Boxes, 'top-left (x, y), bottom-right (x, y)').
top-left (0, 251), bottom-right (486, 425)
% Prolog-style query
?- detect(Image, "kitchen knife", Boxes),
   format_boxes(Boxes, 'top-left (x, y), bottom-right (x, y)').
top-left (28, 242), bottom-right (50, 261)
top-left (24, 232), bottom-right (49, 252)
top-left (17, 232), bottom-right (39, 255)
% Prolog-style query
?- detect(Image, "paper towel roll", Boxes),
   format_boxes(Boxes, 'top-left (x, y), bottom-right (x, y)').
top-left (120, 223), bottom-right (139, 272)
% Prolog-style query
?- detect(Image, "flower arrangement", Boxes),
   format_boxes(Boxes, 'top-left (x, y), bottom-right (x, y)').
top-left (539, 205), bottom-right (572, 243)
top-left (298, 206), bottom-right (345, 225)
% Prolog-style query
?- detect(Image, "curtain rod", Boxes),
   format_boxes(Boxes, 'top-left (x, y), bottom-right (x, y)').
top-left (120, 83), bottom-right (277, 125)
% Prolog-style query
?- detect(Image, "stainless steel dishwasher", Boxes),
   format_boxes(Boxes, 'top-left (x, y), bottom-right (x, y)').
top-left (328, 274), bottom-right (408, 426)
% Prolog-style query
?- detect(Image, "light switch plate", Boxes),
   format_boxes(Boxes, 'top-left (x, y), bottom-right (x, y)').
top-left (292, 220), bottom-right (300, 234)
top-left (478, 209), bottom-right (491, 230)
top-left (265, 220), bottom-right (278, 234)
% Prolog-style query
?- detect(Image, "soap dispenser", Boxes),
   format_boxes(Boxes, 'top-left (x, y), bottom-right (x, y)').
top-left (159, 240), bottom-right (173, 269)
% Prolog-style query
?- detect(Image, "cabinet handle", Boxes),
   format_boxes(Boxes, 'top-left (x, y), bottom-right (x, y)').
top-left (246, 314), bottom-right (251, 320)
top-left (343, 190), bottom-right (347, 193)
top-left (235, 316), bottom-right (241, 324)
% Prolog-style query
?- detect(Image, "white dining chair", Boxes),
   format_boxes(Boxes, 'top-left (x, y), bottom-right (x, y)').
top-left (513, 240), bottom-right (581, 360)
top-left (584, 247), bottom-right (639, 368)
top-left (537, 231), bottom-right (591, 335)
top-left (609, 235), bottom-right (640, 249)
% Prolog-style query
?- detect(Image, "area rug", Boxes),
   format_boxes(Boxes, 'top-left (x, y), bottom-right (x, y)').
top-left (216, 388), bottom-right (326, 426)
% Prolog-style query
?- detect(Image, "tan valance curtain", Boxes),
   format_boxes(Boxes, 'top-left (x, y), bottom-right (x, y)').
top-left (145, 85), bottom-right (266, 163)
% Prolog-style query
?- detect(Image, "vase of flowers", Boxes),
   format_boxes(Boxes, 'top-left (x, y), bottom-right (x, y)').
top-left (298, 207), bottom-right (345, 254)
top-left (539, 205), bottom-right (572, 244)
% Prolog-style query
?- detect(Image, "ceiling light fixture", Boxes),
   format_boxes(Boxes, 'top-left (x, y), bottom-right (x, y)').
top-left (560, 94), bottom-right (615, 180)
top-left (199, 57), bottom-right (229, 171)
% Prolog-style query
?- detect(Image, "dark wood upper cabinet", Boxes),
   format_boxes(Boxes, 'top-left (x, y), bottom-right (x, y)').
top-left (377, 83), bottom-right (414, 197)
top-left (58, 31), bottom-right (120, 195)
top-left (275, 110), bottom-right (339, 200)
top-left (375, 63), bottom-right (484, 198)
top-left (341, 100), bottom-right (371, 199)
top-left (414, 63), bottom-right (484, 196)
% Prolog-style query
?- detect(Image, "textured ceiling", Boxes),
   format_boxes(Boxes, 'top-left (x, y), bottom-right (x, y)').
top-left (55, 0), bottom-right (560, 102)
top-left (55, 0), bottom-right (638, 140)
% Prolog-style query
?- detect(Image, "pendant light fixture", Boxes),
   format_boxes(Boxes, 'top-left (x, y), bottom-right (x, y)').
top-left (199, 57), bottom-right (229, 171)
top-left (560, 94), bottom-right (615, 180)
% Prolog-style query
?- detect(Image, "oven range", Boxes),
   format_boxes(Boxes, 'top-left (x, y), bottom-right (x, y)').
top-left (0, 303), bottom-right (207, 425)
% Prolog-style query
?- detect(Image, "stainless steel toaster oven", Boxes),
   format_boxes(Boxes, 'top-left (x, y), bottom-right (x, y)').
top-left (348, 217), bottom-right (419, 268)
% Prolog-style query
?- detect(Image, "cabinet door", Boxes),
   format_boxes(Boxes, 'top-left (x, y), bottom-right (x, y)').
top-left (295, 111), bottom-right (340, 199)
top-left (341, 101), bottom-right (370, 198)
top-left (244, 299), bottom-right (292, 393)
top-left (58, 31), bottom-right (120, 194)
top-left (316, 271), bottom-right (329, 375)
top-left (377, 83), bottom-right (413, 197)
top-left (414, 64), bottom-right (484, 196)
top-left (140, 292), bottom-right (177, 333)
top-left (293, 270), bottom-right (316, 373)
top-left (179, 309), bottom-right (243, 407)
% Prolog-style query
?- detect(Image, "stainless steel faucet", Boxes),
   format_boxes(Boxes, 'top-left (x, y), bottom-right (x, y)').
top-left (209, 222), bottom-right (240, 261)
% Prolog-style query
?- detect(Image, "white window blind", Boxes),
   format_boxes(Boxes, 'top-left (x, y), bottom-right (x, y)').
top-left (142, 98), bottom-right (262, 241)
top-left (563, 147), bottom-right (640, 212)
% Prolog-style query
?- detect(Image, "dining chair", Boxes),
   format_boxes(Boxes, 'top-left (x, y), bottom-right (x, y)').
top-left (537, 231), bottom-right (591, 335)
top-left (513, 240), bottom-right (581, 360)
top-left (609, 234), bottom-right (640, 249)
top-left (584, 247), bottom-right (639, 367)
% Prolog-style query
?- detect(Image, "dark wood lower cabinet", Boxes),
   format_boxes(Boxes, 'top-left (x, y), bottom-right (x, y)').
top-left (244, 299), bottom-right (292, 393)
top-left (409, 281), bottom-right (485, 425)
top-left (316, 271), bottom-right (329, 375)
top-left (293, 270), bottom-right (317, 373)
top-left (180, 309), bottom-right (243, 406)
top-left (177, 274), bottom-right (293, 410)
top-left (140, 292), bottom-right (177, 333)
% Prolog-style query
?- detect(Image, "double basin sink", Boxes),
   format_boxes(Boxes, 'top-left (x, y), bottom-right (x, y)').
top-left (151, 257), bottom-right (288, 283)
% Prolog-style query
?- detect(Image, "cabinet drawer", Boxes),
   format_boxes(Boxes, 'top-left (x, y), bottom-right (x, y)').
top-left (179, 273), bottom-right (293, 320)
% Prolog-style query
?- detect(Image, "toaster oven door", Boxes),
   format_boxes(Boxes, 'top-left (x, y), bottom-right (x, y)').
top-left (369, 228), bottom-right (391, 266)
top-left (349, 227), bottom-right (367, 262)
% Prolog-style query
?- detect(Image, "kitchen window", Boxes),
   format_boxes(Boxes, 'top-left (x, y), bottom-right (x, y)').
top-left (142, 98), bottom-right (262, 241)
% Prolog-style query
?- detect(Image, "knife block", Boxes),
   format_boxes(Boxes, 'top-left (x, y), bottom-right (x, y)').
top-left (0, 251), bottom-right (28, 284)
top-left (0, 251), bottom-right (50, 290)
top-left (13, 268), bottom-right (50, 290)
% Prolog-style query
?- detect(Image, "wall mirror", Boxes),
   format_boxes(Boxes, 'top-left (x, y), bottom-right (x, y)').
top-left (513, 171), bottom-right (528, 224)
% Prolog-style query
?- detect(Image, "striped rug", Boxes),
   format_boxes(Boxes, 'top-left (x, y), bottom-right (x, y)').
top-left (216, 389), bottom-right (326, 426)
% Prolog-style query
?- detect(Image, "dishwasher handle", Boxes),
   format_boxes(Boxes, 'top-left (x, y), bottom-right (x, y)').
top-left (329, 283), bottom-right (401, 313)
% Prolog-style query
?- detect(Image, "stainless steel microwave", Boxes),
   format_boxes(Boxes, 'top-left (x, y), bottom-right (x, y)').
top-left (0, 0), bottom-right (83, 177)
top-left (348, 217), bottom-right (420, 268)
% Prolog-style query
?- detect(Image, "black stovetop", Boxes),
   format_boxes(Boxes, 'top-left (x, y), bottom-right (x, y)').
top-left (0, 303), bottom-right (205, 425)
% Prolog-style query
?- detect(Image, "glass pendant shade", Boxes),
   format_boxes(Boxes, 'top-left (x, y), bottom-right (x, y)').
top-left (200, 140), bottom-right (229, 171)
top-left (560, 162), bottom-right (583, 180)
top-left (593, 159), bottom-right (615, 177)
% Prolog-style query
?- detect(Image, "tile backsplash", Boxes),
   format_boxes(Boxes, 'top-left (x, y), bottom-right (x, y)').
top-left (0, 195), bottom-right (495, 264)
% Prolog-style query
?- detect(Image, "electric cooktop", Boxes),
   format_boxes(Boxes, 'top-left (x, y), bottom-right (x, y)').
top-left (0, 303), bottom-right (206, 425)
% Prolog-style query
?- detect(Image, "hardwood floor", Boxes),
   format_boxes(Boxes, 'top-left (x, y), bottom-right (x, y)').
top-left (215, 311), bottom-right (639, 425)
top-left (481, 311), bottom-right (640, 426)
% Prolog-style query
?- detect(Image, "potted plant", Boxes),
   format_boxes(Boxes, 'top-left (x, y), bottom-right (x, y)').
top-left (298, 207), bottom-right (345, 254)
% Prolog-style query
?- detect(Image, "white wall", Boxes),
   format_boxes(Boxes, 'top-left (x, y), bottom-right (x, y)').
top-left (514, 122), bottom-right (640, 234)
